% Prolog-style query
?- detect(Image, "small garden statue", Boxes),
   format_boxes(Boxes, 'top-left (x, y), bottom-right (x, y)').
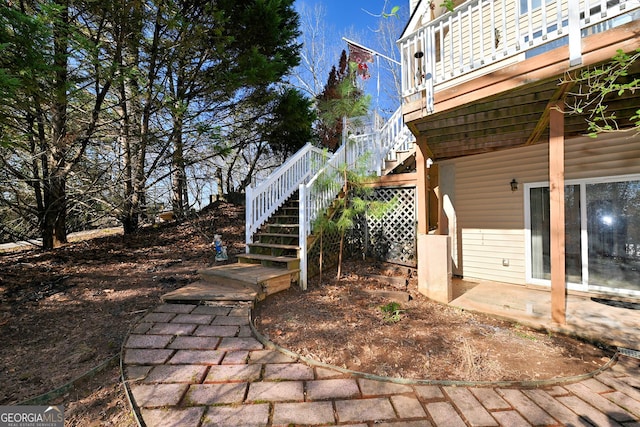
top-left (214, 234), bottom-right (228, 261)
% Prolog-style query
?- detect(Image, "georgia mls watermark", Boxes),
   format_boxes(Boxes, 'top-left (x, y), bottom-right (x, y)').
top-left (0, 406), bottom-right (64, 427)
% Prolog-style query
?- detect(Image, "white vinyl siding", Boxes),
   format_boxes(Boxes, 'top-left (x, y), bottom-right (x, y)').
top-left (440, 131), bottom-right (640, 285)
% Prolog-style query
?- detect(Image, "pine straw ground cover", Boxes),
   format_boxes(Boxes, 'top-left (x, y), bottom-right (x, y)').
top-left (0, 202), bottom-right (244, 425)
top-left (0, 202), bottom-right (612, 425)
top-left (255, 259), bottom-right (613, 382)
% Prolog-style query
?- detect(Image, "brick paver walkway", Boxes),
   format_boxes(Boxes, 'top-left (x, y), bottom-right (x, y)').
top-left (123, 302), bottom-right (640, 426)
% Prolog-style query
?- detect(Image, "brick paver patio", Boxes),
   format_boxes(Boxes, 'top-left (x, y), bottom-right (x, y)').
top-left (123, 301), bottom-right (640, 426)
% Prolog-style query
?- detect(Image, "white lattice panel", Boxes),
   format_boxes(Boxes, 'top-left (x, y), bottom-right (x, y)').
top-left (351, 187), bottom-right (417, 266)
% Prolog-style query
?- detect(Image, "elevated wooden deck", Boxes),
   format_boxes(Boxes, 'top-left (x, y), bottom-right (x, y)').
top-left (403, 20), bottom-right (640, 161)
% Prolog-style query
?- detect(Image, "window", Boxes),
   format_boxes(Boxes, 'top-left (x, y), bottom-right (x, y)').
top-left (526, 176), bottom-right (640, 296)
top-left (519, 0), bottom-right (542, 14)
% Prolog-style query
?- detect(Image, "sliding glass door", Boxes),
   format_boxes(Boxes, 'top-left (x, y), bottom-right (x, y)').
top-left (527, 176), bottom-right (640, 296)
top-left (586, 180), bottom-right (640, 293)
top-left (529, 185), bottom-right (582, 283)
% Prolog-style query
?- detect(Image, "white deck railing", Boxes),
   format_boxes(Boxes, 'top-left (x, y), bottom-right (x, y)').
top-left (245, 143), bottom-right (325, 247)
top-left (399, 0), bottom-right (640, 111)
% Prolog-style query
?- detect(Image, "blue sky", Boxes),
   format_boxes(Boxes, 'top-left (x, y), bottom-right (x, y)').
top-left (293, 0), bottom-right (408, 114)
top-left (320, 0), bottom-right (395, 35)
top-left (295, 0), bottom-right (407, 52)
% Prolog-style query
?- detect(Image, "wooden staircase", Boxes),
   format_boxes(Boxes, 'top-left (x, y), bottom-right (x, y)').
top-left (239, 195), bottom-right (301, 273)
top-left (162, 106), bottom-right (415, 299)
top-left (162, 194), bottom-right (301, 305)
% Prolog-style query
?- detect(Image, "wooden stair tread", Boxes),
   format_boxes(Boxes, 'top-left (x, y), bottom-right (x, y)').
top-left (238, 253), bottom-right (298, 261)
top-left (237, 254), bottom-right (300, 266)
top-left (255, 232), bottom-right (298, 238)
top-left (248, 242), bottom-right (299, 250)
top-left (162, 280), bottom-right (258, 303)
top-left (201, 262), bottom-right (298, 284)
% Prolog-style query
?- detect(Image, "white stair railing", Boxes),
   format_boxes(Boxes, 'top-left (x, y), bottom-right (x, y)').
top-left (299, 143), bottom-right (347, 290)
top-left (380, 106), bottom-right (416, 163)
top-left (245, 142), bottom-right (325, 248)
top-left (298, 109), bottom-right (416, 289)
top-left (245, 108), bottom-right (416, 289)
top-left (344, 107), bottom-right (416, 175)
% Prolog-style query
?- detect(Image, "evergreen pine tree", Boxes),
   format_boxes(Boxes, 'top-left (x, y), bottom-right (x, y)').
top-left (316, 50), bottom-right (366, 150)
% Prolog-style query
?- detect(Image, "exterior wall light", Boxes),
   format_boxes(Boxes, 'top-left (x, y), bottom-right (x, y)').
top-left (510, 178), bottom-right (518, 191)
top-left (414, 51), bottom-right (424, 84)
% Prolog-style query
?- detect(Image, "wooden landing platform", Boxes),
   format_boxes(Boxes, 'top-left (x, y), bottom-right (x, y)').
top-left (200, 263), bottom-right (299, 285)
top-left (162, 263), bottom-right (298, 304)
top-left (161, 279), bottom-right (259, 304)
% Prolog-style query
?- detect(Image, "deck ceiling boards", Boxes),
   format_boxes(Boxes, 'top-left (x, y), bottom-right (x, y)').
top-left (414, 79), bottom-right (560, 160)
top-left (413, 69), bottom-right (640, 161)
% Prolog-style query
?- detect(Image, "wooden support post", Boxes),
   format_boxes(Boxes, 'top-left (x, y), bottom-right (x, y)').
top-left (549, 103), bottom-right (566, 325)
top-left (416, 135), bottom-right (430, 234)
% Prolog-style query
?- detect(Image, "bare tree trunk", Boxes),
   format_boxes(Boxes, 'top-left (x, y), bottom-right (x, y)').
top-left (42, 0), bottom-right (70, 250)
top-left (117, 30), bottom-right (138, 235)
top-left (117, 47), bottom-right (143, 234)
top-left (118, 99), bottom-right (137, 234)
top-left (134, 142), bottom-right (147, 223)
top-left (171, 114), bottom-right (188, 219)
top-left (216, 168), bottom-right (224, 200)
top-left (225, 156), bottom-right (237, 195)
top-left (117, 1), bottom-right (158, 234)
top-left (27, 111), bottom-right (44, 217)
top-left (42, 174), bottom-right (67, 249)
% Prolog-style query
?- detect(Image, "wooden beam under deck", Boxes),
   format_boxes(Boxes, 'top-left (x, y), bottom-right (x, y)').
top-left (363, 172), bottom-right (417, 188)
top-left (525, 81), bottom-right (576, 146)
